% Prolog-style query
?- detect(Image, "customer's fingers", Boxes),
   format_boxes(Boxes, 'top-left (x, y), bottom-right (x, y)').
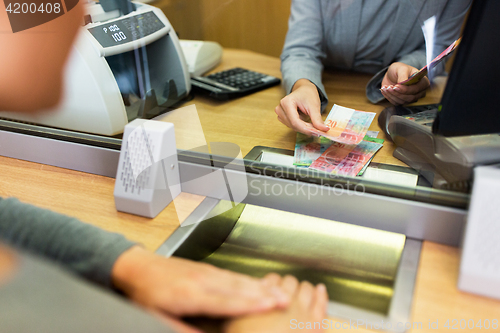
top-left (297, 280), bottom-right (316, 310)
top-left (281, 275), bottom-right (300, 298)
top-left (209, 269), bottom-right (290, 308)
top-left (262, 273), bottom-right (282, 287)
top-left (311, 284), bottom-right (329, 320)
top-left (182, 288), bottom-right (285, 317)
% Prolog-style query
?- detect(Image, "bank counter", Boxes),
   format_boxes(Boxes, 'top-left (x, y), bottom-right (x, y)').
top-left (1, 49), bottom-right (499, 332)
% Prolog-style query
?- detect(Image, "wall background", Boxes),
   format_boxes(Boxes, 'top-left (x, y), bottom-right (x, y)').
top-left (154, 0), bottom-right (291, 57)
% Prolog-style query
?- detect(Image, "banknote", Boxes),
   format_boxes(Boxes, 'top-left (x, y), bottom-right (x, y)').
top-left (399, 37), bottom-right (461, 86)
top-left (311, 104), bottom-right (376, 145)
top-left (309, 140), bottom-right (383, 176)
top-left (362, 135), bottom-right (384, 144)
top-left (293, 133), bottom-right (332, 166)
top-left (356, 136), bottom-right (384, 176)
top-left (357, 155), bottom-right (375, 176)
top-left (294, 131), bottom-right (383, 169)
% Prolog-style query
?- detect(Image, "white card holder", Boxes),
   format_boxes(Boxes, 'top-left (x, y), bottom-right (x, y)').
top-left (114, 119), bottom-right (181, 218)
top-left (458, 164), bottom-right (500, 299)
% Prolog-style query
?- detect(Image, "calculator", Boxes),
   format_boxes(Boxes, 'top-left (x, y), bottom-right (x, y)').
top-left (190, 67), bottom-right (281, 100)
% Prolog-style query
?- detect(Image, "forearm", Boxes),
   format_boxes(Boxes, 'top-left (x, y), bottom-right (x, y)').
top-left (0, 197), bottom-right (136, 287)
top-left (281, 59), bottom-right (328, 112)
top-left (281, 0), bottom-right (328, 111)
top-left (111, 245), bottom-right (152, 295)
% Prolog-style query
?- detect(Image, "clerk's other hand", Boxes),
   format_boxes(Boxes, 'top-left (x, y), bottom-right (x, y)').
top-left (111, 246), bottom-right (290, 318)
top-left (224, 274), bottom-right (329, 333)
top-left (275, 79), bottom-right (330, 135)
top-left (380, 62), bottom-right (430, 105)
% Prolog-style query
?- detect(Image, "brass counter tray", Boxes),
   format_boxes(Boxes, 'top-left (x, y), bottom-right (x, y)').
top-left (157, 199), bottom-right (421, 332)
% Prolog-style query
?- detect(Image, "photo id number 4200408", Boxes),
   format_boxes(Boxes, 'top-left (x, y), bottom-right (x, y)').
top-left (5, 2), bottom-right (62, 14)
top-left (441, 319), bottom-right (498, 330)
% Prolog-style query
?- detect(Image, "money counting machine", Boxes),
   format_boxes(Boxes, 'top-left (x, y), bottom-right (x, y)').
top-left (0, 0), bottom-right (191, 136)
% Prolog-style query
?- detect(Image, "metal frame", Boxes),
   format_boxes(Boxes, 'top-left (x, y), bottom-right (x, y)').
top-left (0, 122), bottom-right (120, 177)
top-left (155, 197), bottom-right (220, 256)
top-left (180, 161), bottom-right (466, 246)
top-left (322, 239), bottom-right (422, 333)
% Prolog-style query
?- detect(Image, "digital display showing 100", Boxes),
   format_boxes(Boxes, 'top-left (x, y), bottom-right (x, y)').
top-left (88, 12), bottom-right (165, 48)
top-left (103, 24), bottom-right (127, 43)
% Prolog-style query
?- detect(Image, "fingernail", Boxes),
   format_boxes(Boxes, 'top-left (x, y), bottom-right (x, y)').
top-left (317, 283), bottom-right (327, 293)
top-left (393, 86), bottom-right (402, 92)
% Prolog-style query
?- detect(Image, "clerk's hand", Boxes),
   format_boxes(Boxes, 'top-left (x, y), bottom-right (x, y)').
top-left (111, 246), bottom-right (290, 318)
top-left (380, 62), bottom-right (430, 105)
top-left (275, 79), bottom-right (330, 135)
top-left (224, 274), bottom-right (328, 333)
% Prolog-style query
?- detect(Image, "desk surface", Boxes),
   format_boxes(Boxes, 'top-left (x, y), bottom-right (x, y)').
top-left (0, 49), bottom-right (498, 332)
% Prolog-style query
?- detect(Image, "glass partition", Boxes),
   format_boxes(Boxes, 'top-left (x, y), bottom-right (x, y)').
top-left (160, 0), bottom-right (474, 207)
top-left (0, 0), bottom-right (475, 209)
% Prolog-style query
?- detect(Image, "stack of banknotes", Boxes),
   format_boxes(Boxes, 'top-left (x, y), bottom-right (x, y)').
top-left (294, 104), bottom-right (383, 177)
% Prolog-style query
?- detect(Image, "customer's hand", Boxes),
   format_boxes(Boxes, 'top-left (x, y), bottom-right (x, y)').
top-left (224, 274), bottom-right (328, 333)
top-left (111, 246), bottom-right (290, 318)
top-left (380, 62), bottom-right (430, 105)
top-left (275, 79), bottom-right (330, 135)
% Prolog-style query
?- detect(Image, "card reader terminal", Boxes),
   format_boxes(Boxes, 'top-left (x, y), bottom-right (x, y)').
top-left (379, 104), bottom-right (500, 190)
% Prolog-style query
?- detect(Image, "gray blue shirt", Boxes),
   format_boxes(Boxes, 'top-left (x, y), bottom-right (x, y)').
top-left (280, 0), bottom-right (471, 106)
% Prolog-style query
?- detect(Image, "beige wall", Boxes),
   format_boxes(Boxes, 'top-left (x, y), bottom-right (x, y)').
top-left (154, 0), bottom-right (291, 58)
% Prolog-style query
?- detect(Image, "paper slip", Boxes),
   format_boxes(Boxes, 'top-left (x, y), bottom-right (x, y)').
top-left (360, 168), bottom-right (418, 187)
top-left (399, 37), bottom-right (461, 86)
top-left (261, 151), bottom-right (295, 167)
top-left (311, 104), bottom-right (376, 145)
top-left (309, 140), bottom-right (383, 177)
